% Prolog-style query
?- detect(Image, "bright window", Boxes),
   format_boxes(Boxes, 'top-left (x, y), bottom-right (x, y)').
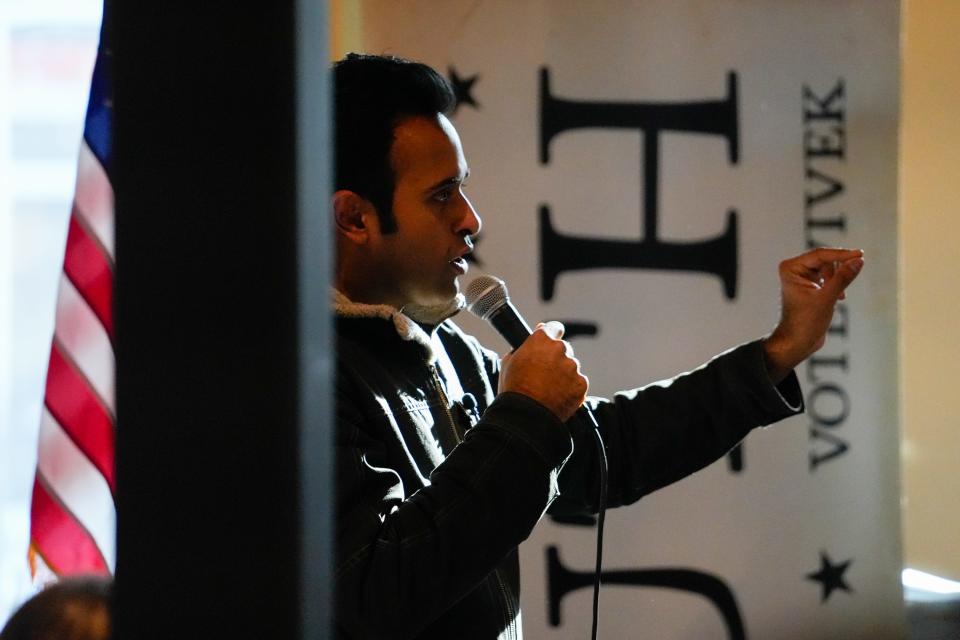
top-left (0, 0), bottom-right (102, 623)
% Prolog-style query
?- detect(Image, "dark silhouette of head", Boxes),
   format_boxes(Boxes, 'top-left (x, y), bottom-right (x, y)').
top-left (1, 576), bottom-right (111, 640)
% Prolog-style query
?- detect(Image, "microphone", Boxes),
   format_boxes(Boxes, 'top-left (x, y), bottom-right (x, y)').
top-left (463, 275), bottom-right (532, 349)
top-left (464, 273), bottom-right (595, 429)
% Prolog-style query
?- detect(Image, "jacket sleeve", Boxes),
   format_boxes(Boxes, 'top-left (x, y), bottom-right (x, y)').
top-left (333, 370), bottom-right (571, 639)
top-left (548, 339), bottom-right (804, 515)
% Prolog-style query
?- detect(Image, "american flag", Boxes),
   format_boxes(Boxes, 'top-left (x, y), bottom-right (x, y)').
top-left (28, 31), bottom-right (115, 580)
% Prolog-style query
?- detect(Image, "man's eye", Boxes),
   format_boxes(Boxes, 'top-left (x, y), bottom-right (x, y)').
top-left (434, 189), bottom-right (453, 203)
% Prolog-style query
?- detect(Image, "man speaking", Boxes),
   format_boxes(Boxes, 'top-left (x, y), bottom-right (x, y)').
top-left (330, 53), bottom-right (863, 639)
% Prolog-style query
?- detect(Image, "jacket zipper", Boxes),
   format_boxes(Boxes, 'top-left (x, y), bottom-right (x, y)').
top-left (430, 364), bottom-right (515, 636)
top-left (429, 364), bottom-right (462, 445)
top-left (494, 568), bottom-right (516, 637)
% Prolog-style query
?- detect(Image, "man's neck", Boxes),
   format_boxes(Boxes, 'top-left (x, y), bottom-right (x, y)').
top-left (334, 272), bottom-right (405, 310)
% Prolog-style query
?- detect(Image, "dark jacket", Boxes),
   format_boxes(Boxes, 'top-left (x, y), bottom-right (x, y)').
top-left (333, 295), bottom-right (802, 639)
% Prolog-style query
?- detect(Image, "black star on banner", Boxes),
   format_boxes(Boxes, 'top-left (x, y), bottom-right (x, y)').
top-left (448, 66), bottom-right (480, 113)
top-left (806, 551), bottom-right (853, 602)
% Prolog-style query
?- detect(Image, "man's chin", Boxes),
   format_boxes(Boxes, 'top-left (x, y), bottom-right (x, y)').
top-left (403, 291), bottom-right (465, 323)
top-left (411, 280), bottom-right (461, 307)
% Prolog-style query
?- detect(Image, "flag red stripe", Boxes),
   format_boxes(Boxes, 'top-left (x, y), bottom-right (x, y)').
top-left (45, 343), bottom-right (115, 492)
top-left (64, 210), bottom-right (114, 338)
top-left (30, 476), bottom-right (109, 575)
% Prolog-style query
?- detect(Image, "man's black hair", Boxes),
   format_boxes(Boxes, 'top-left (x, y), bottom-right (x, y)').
top-left (334, 53), bottom-right (456, 233)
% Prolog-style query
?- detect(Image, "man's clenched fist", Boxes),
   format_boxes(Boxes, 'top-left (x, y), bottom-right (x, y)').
top-left (499, 321), bottom-right (589, 422)
top-left (764, 247), bottom-right (865, 383)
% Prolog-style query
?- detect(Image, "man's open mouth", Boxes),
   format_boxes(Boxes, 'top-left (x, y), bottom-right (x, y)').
top-left (450, 257), bottom-right (468, 274)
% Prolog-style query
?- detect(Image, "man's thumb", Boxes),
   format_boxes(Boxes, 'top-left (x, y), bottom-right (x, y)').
top-left (540, 320), bottom-right (565, 340)
top-left (825, 257), bottom-right (863, 297)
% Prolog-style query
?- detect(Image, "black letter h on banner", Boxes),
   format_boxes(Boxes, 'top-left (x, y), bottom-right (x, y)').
top-left (539, 69), bottom-right (740, 301)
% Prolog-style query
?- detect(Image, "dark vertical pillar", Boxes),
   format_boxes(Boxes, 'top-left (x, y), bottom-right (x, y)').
top-left (296, 0), bottom-right (333, 638)
top-left (112, 2), bottom-right (330, 638)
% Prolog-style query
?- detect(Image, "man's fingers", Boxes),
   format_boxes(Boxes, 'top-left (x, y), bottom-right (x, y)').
top-left (504, 320), bottom-right (587, 421)
top-left (781, 249), bottom-right (863, 288)
top-left (822, 256), bottom-right (864, 298)
top-left (792, 247), bottom-right (864, 271)
top-left (820, 261), bottom-right (836, 285)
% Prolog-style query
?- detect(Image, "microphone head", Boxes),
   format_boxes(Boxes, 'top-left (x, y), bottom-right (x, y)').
top-left (464, 275), bottom-right (509, 320)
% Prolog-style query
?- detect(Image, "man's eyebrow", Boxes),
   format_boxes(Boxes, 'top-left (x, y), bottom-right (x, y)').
top-left (425, 169), bottom-right (470, 194)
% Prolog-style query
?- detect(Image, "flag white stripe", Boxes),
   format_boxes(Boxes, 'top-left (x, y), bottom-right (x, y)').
top-left (73, 141), bottom-right (114, 260)
top-left (54, 274), bottom-right (115, 414)
top-left (37, 408), bottom-right (116, 573)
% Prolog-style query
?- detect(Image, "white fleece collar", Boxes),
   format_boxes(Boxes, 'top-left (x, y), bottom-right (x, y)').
top-left (332, 290), bottom-right (464, 362)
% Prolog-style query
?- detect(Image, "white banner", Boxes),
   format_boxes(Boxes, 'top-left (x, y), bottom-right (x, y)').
top-left (358, 1), bottom-right (903, 637)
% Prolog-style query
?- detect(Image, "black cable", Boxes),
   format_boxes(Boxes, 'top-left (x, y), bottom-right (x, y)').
top-left (582, 406), bottom-right (608, 640)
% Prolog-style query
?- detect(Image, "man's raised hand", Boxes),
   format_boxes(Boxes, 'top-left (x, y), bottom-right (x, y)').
top-left (763, 247), bottom-right (865, 383)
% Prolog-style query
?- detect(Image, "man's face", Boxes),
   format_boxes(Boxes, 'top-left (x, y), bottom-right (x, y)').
top-left (371, 113), bottom-right (481, 309)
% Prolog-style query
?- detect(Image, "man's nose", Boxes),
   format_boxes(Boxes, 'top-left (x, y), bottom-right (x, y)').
top-left (456, 194), bottom-right (482, 238)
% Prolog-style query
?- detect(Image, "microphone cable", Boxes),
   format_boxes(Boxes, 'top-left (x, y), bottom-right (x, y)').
top-left (582, 405), bottom-right (608, 640)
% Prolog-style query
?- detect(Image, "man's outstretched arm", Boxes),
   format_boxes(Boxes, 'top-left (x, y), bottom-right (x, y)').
top-left (548, 247), bottom-right (864, 513)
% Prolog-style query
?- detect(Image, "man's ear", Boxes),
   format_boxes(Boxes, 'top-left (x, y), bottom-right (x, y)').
top-left (333, 190), bottom-right (377, 244)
